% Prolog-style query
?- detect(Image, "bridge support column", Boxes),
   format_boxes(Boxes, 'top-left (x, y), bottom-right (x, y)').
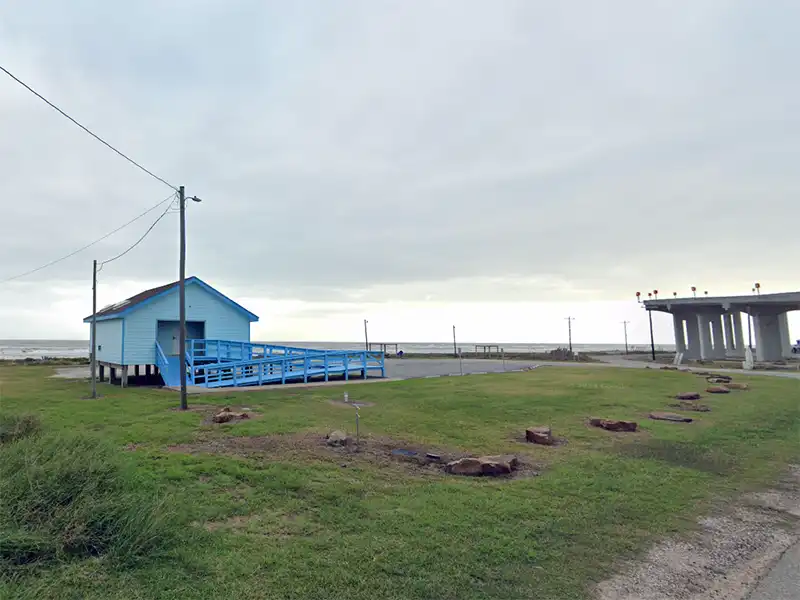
top-left (672, 314), bottom-right (687, 354)
top-left (724, 313), bottom-right (735, 356)
top-left (684, 315), bottom-right (701, 359)
top-left (697, 314), bottom-right (714, 360)
top-left (733, 312), bottom-right (745, 354)
top-left (710, 316), bottom-right (726, 358)
top-left (777, 312), bottom-right (792, 358)
top-left (753, 313), bottom-right (784, 361)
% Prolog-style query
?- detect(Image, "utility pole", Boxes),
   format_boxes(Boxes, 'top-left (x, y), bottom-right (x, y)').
top-left (621, 320), bottom-right (630, 354)
top-left (364, 319), bottom-right (369, 351)
top-left (177, 186), bottom-right (202, 411)
top-left (91, 259), bottom-right (98, 399)
top-left (647, 309), bottom-right (656, 361)
top-left (179, 185), bottom-right (188, 411)
top-left (452, 325), bottom-right (457, 358)
top-left (565, 317), bottom-right (575, 353)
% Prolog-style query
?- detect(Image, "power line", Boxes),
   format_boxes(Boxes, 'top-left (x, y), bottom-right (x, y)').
top-left (0, 193), bottom-right (176, 284)
top-left (99, 198), bottom-right (175, 267)
top-left (0, 64), bottom-right (176, 191)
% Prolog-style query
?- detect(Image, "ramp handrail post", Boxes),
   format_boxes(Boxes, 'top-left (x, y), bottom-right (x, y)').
top-left (344, 353), bottom-right (349, 380)
top-left (324, 353), bottom-right (329, 382)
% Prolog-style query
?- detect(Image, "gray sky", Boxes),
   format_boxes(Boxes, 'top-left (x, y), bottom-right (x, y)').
top-left (1, 0), bottom-right (798, 342)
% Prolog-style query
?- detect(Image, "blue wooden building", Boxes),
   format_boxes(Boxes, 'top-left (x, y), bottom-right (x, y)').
top-left (84, 276), bottom-right (385, 388)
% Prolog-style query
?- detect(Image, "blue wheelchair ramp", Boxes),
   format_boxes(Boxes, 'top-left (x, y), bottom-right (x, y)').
top-left (160, 355), bottom-right (182, 387)
top-left (183, 340), bottom-right (386, 388)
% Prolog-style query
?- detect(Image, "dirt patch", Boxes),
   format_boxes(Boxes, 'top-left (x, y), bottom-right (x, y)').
top-left (595, 466), bottom-right (800, 600)
top-left (328, 399), bottom-right (375, 408)
top-left (201, 514), bottom-right (263, 533)
top-left (204, 406), bottom-right (261, 425)
top-left (617, 439), bottom-right (736, 475)
top-left (167, 404), bottom-right (260, 424)
top-left (167, 432), bottom-right (539, 479)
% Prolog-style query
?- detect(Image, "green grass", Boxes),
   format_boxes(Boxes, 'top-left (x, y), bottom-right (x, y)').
top-left (0, 364), bottom-right (797, 599)
top-left (0, 430), bottom-right (188, 571)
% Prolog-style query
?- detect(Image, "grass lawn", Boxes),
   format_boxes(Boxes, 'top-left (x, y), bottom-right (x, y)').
top-left (0, 364), bottom-right (798, 599)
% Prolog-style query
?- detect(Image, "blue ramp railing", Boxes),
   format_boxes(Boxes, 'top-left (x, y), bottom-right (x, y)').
top-left (184, 340), bottom-right (385, 388)
top-left (155, 341), bottom-right (169, 379)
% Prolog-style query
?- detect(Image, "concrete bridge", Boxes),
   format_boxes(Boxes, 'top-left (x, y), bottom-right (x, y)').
top-left (644, 291), bottom-right (799, 362)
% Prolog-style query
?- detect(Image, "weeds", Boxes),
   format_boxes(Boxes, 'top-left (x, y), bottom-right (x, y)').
top-left (0, 427), bottom-right (182, 572)
top-left (0, 413), bottom-right (41, 444)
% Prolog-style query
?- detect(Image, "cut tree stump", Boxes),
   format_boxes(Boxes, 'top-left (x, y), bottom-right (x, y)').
top-left (525, 426), bottom-right (554, 445)
top-left (649, 412), bottom-right (693, 423)
top-left (589, 418), bottom-right (638, 432)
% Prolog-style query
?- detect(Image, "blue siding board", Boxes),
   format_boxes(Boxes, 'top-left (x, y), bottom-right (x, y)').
top-left (94, 319), bottom-right (123, 364)
top-left (121, 282), bottom-right (251, 366)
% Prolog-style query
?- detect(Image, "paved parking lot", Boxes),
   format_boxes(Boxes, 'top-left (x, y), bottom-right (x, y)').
top-left (384, 358), bottom-right (540, 379)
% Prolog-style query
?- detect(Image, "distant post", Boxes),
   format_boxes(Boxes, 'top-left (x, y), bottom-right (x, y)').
top-left (647, 309), bottom-right (656, 361)
top-left (91, 259), bottom-right (97, 399)
top-left (452, 325), bottom-right (457, 358)
top-left (565, 317), bottom-right (575, 353)
top-left (364, 319), bottom-right (369, 351)
top-left (621, 320), bottom-right (630, 354)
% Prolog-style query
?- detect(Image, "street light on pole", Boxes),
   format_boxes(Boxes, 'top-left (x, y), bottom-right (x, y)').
top-left (179, 186), bottom-right (202, 411)
top-left (364, 319), bottom-right (369, 350)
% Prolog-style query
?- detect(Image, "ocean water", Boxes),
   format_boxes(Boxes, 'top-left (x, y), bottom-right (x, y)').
top-left (0, 340), bottom-right (91, 360)
top-left (0, 339), bottom-right (674, 360)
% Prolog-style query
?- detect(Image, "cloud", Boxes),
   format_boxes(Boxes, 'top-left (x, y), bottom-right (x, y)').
top-left (1, 0), bottom-right (798, 339)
